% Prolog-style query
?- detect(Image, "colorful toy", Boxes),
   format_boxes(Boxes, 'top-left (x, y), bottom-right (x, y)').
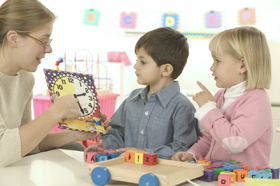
top-left (196, 159), bottom-right (280, 183)
top-left (43, 69), bottom-right (106, 134)
top-left (143, 153), bottom-right (158, 165)
top-left (201, 169), bottom-right (215, 182)
top-left (218, 174), bottom-right (231, 186)
top-left (54, 57), bottom-right (63, 70)
top-left (88, 156), bottom-right (203, 186)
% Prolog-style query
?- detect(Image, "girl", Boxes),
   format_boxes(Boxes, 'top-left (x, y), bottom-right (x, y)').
top-left (0, 0), bottom-right (110, 167)
top-left (172, 26), bottom-right (272, 170)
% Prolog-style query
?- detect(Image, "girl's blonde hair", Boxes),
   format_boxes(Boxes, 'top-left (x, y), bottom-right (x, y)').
top-left (0, 0), bottom-right (56, 47)
top-left (209, 26), bottom-right (271, 89)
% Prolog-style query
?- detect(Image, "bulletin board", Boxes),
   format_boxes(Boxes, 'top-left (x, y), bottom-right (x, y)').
top-left (33, 0), bottom-right (280, 104)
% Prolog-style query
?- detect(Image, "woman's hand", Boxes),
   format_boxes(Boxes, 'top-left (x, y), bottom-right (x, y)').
top-left (51, 94), bottom-right (81, 119)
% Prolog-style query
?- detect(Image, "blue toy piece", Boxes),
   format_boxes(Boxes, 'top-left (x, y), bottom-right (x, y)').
top-left (91, 166), bottom-right (111, 186)
top-left (108, 153), bottom-right (120, 159)
top-left (95, 154), bottom-right (108, 162)
top-left (139, 173), bottom-right (159, 186)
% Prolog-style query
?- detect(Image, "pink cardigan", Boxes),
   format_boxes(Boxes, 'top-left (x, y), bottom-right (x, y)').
top-left (188, 89), bottom-right (273, 170)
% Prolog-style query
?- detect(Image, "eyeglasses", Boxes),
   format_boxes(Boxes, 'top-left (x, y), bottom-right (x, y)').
top-left (27, 35), bottom-right (53, 48)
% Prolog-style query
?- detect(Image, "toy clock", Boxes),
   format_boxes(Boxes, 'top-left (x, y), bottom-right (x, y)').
top-left (43, 69), bottom-right (106, 134)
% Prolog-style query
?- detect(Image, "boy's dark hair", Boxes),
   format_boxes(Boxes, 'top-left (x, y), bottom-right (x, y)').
top-left (135, 27), bottom-right (189, 79)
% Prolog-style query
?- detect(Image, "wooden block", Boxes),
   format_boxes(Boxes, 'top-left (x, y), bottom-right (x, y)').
top-left (204, 165), bottom-right (215, 169)
top-left (218, 174), bottom-right (231, 186)
top-left (236, 164), bottom-right (248, 171)
top-left (268, 167), bottom-right (280, 179)
top-left (143, 153), bottom-right (158, 165)
top-left (220, 171), bottom-right (236, 184)
top-left (95, 153), bottom-right (108, 162)
top-left (234, 169), bottom-right (248, 182)
top-left (259, 168), bottom-right (272, 173)
top-left (201, 169), bottom-right (215, 182)
top-left (108, 153), bottom-right (120, 159)
top-left (197, 158), bottom-right (209, 165)
top-left (87, 152), bottom-right (97, 163)
top-left (125, 151), bottom-right (135, 163)
top-left (258, 171), bottom-right (272, 179)
top-left (212, 162), bottom-right (224, 166)
top-left (249, 170), bottom-right (259, 178)
top-left (228, 160), bottom-right (240, 164)
top-left (212, 168), bottom-right (225, 181)
top-left (256, 165), bottom-right (268, 170)
top-left (135, 152), bottom-right (144, 164)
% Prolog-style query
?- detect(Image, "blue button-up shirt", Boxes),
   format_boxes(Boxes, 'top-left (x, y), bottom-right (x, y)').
top-left (101, 81), bottom-right (200, 159)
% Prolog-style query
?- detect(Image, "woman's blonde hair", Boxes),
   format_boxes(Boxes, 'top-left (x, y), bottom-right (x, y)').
top-left (0, 0), bottom-right (56, 47)
top-left (209, 26), bottom-right (271, 89)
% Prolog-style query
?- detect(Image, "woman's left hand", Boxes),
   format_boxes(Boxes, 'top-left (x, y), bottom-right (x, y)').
top-left (193, 81), bottom-right (215, 107)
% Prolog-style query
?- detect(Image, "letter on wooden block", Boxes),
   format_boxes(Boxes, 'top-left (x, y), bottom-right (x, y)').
top-left (125, 151), bottom-right (135, 163)
top-left (235, 169), bottom-right (248, 182)
top-left (201, 169), bottom-right (215, 182)
top-left (218, 174), bottom-right (231, 186)
top-left (220, 171), bottom-right (236, 184)
top-left (143, 153), bottom-right (158, 165)
top-left (95, 154), bottom-right (108, 162)
top-left (135, 152), bottom-right (144, 164)
top-left (87, 152), bottom-right (97, 163)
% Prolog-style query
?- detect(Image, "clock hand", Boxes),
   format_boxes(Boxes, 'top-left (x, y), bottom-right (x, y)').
top-left (74, 94), bottom-right (84, 114)
top-left (75, 93), bottom-right (86, 97)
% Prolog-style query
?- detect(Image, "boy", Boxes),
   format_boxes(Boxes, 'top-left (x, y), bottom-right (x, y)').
top-left (85, 27), bottom-right (200, 159)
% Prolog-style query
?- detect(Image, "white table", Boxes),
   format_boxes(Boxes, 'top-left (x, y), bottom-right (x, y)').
top-left (0, 149), bottom-right (246, 186)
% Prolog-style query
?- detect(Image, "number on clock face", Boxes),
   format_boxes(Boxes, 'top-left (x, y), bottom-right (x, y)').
top-left (53, 76), bottom-right (95, 116)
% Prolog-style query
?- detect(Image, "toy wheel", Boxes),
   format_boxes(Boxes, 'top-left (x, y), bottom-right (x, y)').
top-left (139, 173), bottom-right (159, 186)
top-left (91, 166), bottom-right (111, 186)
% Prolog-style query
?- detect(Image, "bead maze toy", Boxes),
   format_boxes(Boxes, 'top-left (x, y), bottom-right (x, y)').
top-left (87, 151), bottom-right (203, 186)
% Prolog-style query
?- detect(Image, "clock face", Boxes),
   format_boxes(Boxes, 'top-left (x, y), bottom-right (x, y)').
top-left (42, 70), bottom-right (100, 118)
top-left (52, 75), bottom-right (96, 117)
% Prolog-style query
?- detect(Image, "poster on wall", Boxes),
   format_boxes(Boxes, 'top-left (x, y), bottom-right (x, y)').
top-left (162, 12), bottom-right (179, 29)
top-left (238, 8), bottom-right (256, 25)
top-left (84, 9), bottom-right (100, 26)
top-left (205, 11), bottom-right (221, 28)
top-left (120, 12), bottom-right (137, 29)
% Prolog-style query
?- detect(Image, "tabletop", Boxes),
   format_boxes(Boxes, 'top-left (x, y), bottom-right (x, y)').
top-left (0, 149), bottom-right (247, 186)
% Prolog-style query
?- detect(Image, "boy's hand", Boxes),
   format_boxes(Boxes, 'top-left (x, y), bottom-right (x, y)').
top-left (193, 81), bottom-right (215, 107)
top-left (171, 152), bottom-right (195, 162)
top-left (84, 140), bottom-right (106, 161)
top-left (101, 112), bottom-right (112, 134)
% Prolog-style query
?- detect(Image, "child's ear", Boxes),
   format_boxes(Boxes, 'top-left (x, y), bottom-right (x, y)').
top-left (239, 58), bottom-right (247, 74)
top-left (6, 30), bottom-right (19, 48)
top-left (162, 64), bottom-right (173, 77)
